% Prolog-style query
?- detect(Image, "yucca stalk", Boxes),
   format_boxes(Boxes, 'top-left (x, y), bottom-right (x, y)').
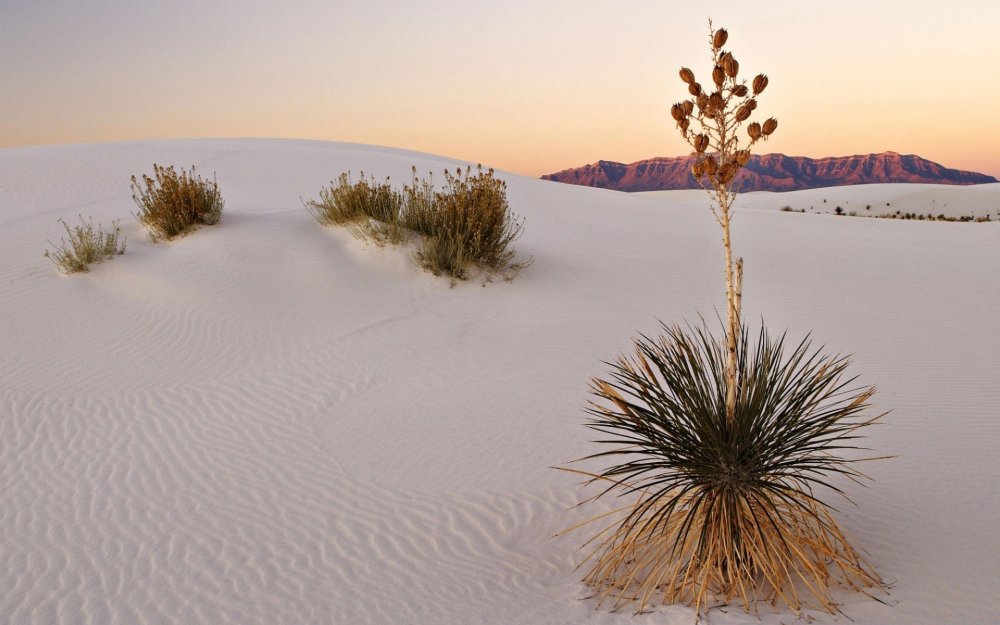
top-left (671, 21), bottom-right (778, 425)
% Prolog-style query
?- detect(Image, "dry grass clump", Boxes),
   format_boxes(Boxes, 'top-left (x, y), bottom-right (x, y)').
top-left (416, 165), bottom-right (525, 279)
top-left (566, 322), bottom-right (886, 616)
top-left (307, 165), bottom-right (526, 280)
top-left (307, 172), bottom-right (406, 245)
top-left (44, 215), bottom-right (126, 273)
top-left (401, 167), bottom-right (437, 237)
top-left (131, 164), bottom-right (223, 240)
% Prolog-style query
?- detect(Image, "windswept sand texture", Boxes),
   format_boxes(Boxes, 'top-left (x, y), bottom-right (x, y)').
top-left (2, 139), bottom-right (998, 624)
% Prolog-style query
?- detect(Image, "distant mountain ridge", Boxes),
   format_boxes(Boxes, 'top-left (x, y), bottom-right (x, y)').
top-left (541, 152), bottom-right (997, 192)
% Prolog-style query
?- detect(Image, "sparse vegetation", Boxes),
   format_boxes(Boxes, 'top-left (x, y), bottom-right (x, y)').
top-left (567, 22), bottom-right (887, 618)
top-left (131, 164), bottom-right (223, 240)
top-left (872, 211), bottom-right (989, 222)
top-left (307, 172), bottom-right (406, 245)
top-left (416, 166), bottom-right (525, 279)
top-left (308, 165), bottom-right (526, 281)
top-left (44, 215), bottom-right (126, 273)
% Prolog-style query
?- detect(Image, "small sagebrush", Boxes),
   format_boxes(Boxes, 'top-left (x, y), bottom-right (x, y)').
top-left (131, 164), bottom-right (223, 240)
top-left (565, 322), bottom-right (886, 616)
top-left (307, 172), bottom-right (405, 245)
top-left (417, 165), bottom-right (525, 279)
top-left (44, 215), bottom-right (126, 273)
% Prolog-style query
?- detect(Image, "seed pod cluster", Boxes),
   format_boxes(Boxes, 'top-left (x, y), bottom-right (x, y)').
top-left (674, 25), bottom-right (776, 189)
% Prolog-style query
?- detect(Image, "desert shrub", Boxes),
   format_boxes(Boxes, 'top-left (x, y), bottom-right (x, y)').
top-left (308, 165), bottom-right (526, 280)
top-left (131, 164), bottom-right (223, 240)
top-left (570, 321), bottom-right (884, 614)
top-left (307, 172), bottom-right (405, 245)
top-left (44, 215), bottom-right (126, 273)
top-left (416, 165), bottom-right (524, 279)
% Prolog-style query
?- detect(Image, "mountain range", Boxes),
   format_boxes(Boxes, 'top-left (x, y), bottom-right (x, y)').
top-left (541, 152), bottom-right (997, 192)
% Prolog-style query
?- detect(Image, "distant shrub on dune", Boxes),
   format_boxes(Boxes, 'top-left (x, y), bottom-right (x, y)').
top-left (308, 165), bottom-right (526, 281)
top-left (131, 164), bottom-right (223, 240)
top-left (416, 165), bottom-right (525, 280)
top-left (307, 172), bottom-right (405, 245)
top-left (44, 215), bottom-right (126, 273)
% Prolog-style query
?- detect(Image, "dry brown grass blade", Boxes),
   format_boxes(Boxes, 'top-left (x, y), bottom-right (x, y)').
top-left (571, 481), bottom-right (885, 616)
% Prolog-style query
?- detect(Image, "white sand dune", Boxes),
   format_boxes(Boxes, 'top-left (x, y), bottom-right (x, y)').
top-left (2, 138), bottom-right (998, 625)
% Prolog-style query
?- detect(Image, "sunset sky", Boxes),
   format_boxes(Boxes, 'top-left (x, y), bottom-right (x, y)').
top-left (4, 0), bottom-right (999, 177)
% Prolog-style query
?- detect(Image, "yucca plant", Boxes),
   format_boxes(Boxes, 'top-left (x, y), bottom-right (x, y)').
top-left (567, 22), bottom-right (888, 617)
top-left (131, 164), bottom-right (223, 240)
top-left (569, 321), bottom-right (885, 614)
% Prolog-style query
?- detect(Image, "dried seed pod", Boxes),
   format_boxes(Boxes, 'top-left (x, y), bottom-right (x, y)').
top-left (696, 93), bottom-right (709, 110)
top-left (719, 163), bottom-right (737, 184)
top-left (713, 28), bottom-right (728, 49)
top-left (682, 100), bottom-right (694, 115)
top-left (703, 156), bottom-right (718, 175)
top-left (735, 104), bottom-right (752, 122)
top-left (736, 150), bottom-right (751, 166)
top-left (691, 160), bottom-right (704, 177)
top-left (762, 117), bottom-right (778, 136)
top-left (732, 84), bottom-right (749, 97)
top-left (679, 118), bottom-right (690, 131)
top-left (753, 74), bottom-right (768, 95)
top-left (680, 67), bottom-right (695, 84)
top-left (748, 121), bottom-right (762, 140)
top-left (747, 98), bottom-right (757, 111)
top-left (713, 65), bottom-right (725, 87)
top-left (724, 55), bottom-right (739, 78)
top-left (671, 103), bottom-right (685, 121)
top-left (709, 92), bottom-right (724, 111)
top-left (688, 82), bottom-right (702, 96)
top-left (694, 134), bottom-right (710, 153)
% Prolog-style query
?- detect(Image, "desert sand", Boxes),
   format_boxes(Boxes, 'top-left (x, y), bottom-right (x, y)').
top-left (2, 138), bottom-right (998, 624)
